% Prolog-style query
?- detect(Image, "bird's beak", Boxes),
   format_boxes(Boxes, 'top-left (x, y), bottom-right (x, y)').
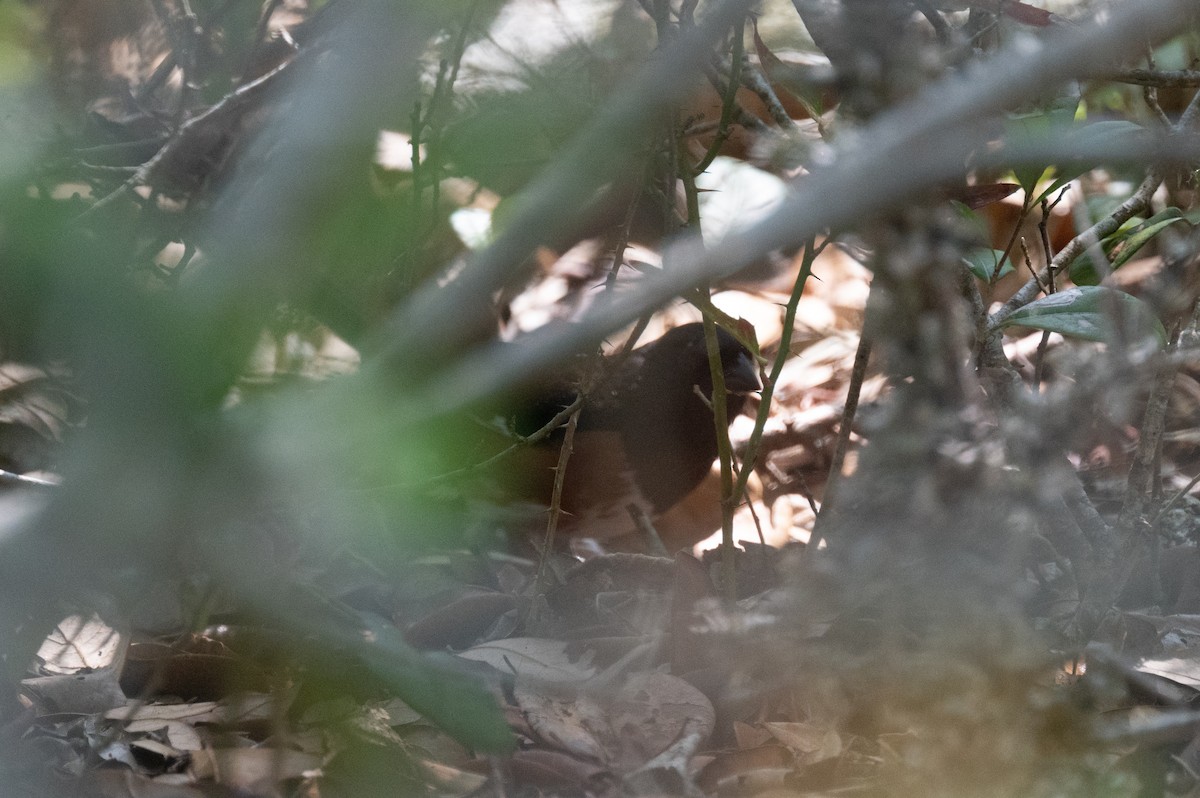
top-left (726, 352), bottom-right (762, 394)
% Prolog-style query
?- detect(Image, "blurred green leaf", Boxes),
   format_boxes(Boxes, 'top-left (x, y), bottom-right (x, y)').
top-left (1001, 286), bottom-right (1166, 345)
top-left (1005, 101), bottom-right (1146, 206)
top-left (950, 200), bottom-right (991, 238)
top-left (1005, 97), bottom-right (1078, 195)
top-left (962, 248), bottom-right (1013, 283)
top-left (1034, 120), bottom-right (1145, 205)
top-left (0, 4), bottom-right (40, 84)
top-left (353, 613), bottom-right (515, 754)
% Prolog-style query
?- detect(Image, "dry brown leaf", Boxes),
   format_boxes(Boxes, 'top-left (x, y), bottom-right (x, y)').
top-left (763, 721), bottom-right (843, 764)
top-left (459, 637), bottom-right (599, 682)
top-left (517, 671), bottom-right (715, 773)
top-left (189, 747), bottom-right (323, 788)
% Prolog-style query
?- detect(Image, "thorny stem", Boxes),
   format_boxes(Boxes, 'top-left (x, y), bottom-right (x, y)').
top-left (693, 18), bottom-right (747, 176)
top-left (702, 313), bottom-right (737, 603)
top-left (408, 4), bottom-right (477, 270)
top-left (533, 395), bottom-right (584, 600)
top-left (677, 117), bottom-right (740, 596)
top-left (734, 238), bottom-right (822, 506)
top-left (414, 395), bottom-right (585, 490)
top-left (422, 3), bottom-right (477, 222)
top-left (604, 195), bottom-right (643, 292)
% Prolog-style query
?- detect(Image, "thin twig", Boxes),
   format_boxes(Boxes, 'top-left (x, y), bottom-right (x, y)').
top-left (537, 401), bottom-right (582, 559)
top-left (743, 479), bottom-right (766, 547)
top-left (1110, 69), bottom-right (1200, 88)
top-left (415, 395), bottom-right (585, 489)
top-left (1154, 471), bottom-right (1200, 526)
top-left (1142, 58), bottom-right (1174, 129)
top-left (80, 56), bottom-right (296, 219)
top-left (809, 324), bottom-right (870, 551)
top-left (627, 504), bottom-right (669, 557)
top-left (693, 30), bottom-right (750, 177)
top-left (1032, 198), bottom-right (1057, 386)
top-left (738, 62), bottom-right (797, 129)
top-left (990, 194), bottom-right (1030, 284)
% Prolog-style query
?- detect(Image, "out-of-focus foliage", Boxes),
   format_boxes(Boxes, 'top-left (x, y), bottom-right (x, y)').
top-left (1, 0), bottom-right (1199, 795)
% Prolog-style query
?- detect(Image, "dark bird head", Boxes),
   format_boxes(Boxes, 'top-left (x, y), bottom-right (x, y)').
top-left (629, 322), bottom-right (761, 406)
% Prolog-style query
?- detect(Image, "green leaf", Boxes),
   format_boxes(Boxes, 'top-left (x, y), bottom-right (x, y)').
top-left (1067, 236), bottom-right (1123, 286)
top-left (1068, 207), bottom-right (1188, 284)
top-left (1109, 207), bottom-right (1188, 270)
top-left (1001, 286), bottom-right (1165, 345)
top-left (1005, 98), bottom-right (1079, 195)
top-left (1033, 120), bottom-right (1146, 205)
top-left (962, 248), bottom-right (1013, 282)
top-left (950, 200), bottom-right (989, 237)
top-left (1004, 105), bottom-right (1145, 204)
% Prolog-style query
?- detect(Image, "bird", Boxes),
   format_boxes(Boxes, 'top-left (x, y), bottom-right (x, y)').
top-left (473, 322), bottom-right (761, 551)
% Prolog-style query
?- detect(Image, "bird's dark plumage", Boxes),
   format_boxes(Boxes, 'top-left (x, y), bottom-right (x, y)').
top-left (487, 322), bottom-right (760, 546)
